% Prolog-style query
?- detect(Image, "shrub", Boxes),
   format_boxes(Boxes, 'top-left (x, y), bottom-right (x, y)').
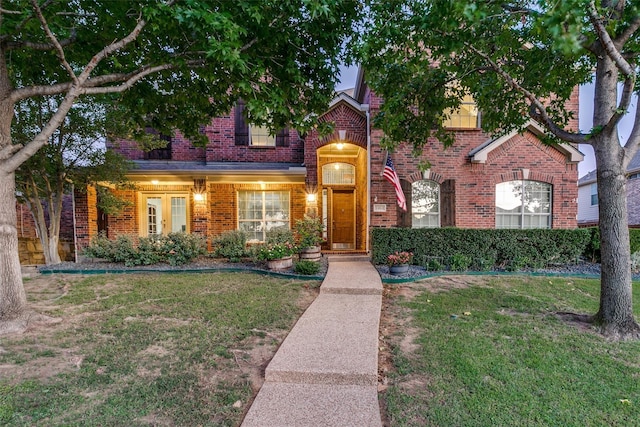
top-left (266, 227), bottom-right (295, 245)
top-left (371, 228), bottom-right (591, 270)
top-left (212, 230), bottom-right (248, 261)
top-left (83, 232), bottom-right (114, 260)
top-left (450, 253), bottom-right (472, 271)
top-left (82, 233), bottom-right (206, 267)
top-left (295, 215), bottom-right (324, 248)
top-left (294, 260), bottom-right (321, 275)
top-left (425, 257), bottom-right (444, 271)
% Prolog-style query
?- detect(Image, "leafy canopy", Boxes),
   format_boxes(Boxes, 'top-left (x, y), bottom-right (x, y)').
top-left (3, 0), bottom-right (360, 147)
top-left (356, 1), bottom-right (639, 151)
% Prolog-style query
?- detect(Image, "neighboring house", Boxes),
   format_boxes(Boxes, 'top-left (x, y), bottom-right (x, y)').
top-left (20, 69), bottom-right (585, 262)
top-left (578, 152), bottom-right (640, 228)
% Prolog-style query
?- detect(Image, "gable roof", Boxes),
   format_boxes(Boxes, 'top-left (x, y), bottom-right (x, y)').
top-left (468, 120), bottom-right (584, 164)
top-left (579, 149), bottom-right (640, 187)
top-left (322, 91), bottom-right (368, 117)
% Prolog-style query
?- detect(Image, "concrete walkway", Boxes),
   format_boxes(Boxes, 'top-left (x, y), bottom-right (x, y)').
top-left (241, 256), bottom-right (383, 427)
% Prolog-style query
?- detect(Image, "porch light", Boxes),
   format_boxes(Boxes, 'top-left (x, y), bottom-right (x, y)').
top-left (337, 129), bottom-right (346, 150)
top-left (151, 180), bottom-right (159, 185)
top-left (192, 178), bottom-right (206, 203)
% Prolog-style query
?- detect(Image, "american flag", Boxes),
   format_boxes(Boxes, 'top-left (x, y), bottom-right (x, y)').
top-left (383, 155), bottom-right (407, 211)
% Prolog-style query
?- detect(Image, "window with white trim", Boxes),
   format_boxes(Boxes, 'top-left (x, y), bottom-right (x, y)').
top-left (496, 180), bottom-right (552, 229)
top-left (443, 94), bottom-right (480, 128)
top-left (590, 183), bottom-right (598, 206)
top-left (140, 193), bottom-right (189, 236)
top-left (412, 180), bottom-right (440, 228)
top-left (249, 124), bottom-right (276, 147)
top-left (238, 190), bottom-right (290, 241)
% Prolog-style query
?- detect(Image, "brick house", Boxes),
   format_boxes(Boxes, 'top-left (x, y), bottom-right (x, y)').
top-left (62, 71), bottom-right (584, 257)
top-left (578, 152), bottom-right (640, 228)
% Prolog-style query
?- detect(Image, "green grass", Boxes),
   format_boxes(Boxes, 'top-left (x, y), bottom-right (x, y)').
top-left (384, 276), bottom-right (640, 427)
top-left (0, 272), bottom-right (319, 426)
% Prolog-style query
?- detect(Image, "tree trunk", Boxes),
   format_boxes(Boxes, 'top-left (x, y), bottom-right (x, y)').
top-left (0, 170), bottom-right (27, 321)
top-left (590, 55), bottom-right (640, 339)
top-left (593, 141), bottom-right (640, 338)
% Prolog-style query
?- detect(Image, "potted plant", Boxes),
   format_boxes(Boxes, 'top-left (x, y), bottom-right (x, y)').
top-left (255, 241), bottom-right (297, 270)
top-left (387, 251), bottom-right (413, 275)
top-left (295, 215), bottom-right (324, 261)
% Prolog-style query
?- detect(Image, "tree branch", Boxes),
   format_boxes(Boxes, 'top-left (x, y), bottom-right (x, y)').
top-left (465, 43), bottom-right (585, 144)
top-left (588, 0), bottom-right (635, 77)
top-left (623, 97), bottom-right (640, 154)
top-left (614, 15), bottom-right (640, 46)
top-left (5, 30), bottom-right (76, 51)
top-left (31, 0), bottom-right (77, 83)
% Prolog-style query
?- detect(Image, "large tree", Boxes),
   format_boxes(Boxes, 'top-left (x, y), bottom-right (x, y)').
top-left (358, 0), bottom-right (640, 338)
top-left (0, 0), bottom-right (359, 330)
top-left (14, 97), bottom-right (131, 265)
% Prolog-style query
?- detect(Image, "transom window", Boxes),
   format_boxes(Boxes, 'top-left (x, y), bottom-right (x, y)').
top-left (412, 180), bottom-right (440, 228)
top-left (322, 163), bottom-right (355, 185)
top-left (496, 180), bottom-right (552, 229)
top-left (249, 124), bottom-right (276, 147)
top-left (238, 191), bottom-right (290, 242)
top-left (443, 94), bottom-right (479, 129)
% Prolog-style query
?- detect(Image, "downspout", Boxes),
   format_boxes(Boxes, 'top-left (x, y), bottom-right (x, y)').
top-left (71, 182), bottom-right (78, 263)
top-left (365, 106), bottom-right (371, 254)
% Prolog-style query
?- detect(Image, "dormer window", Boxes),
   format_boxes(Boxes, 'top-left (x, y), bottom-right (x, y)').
top-left (443, 94), bottom-right (480, 129)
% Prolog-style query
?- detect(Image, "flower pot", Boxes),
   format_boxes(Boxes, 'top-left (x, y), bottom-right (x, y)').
top-left (267, 256), bottom-right (293, 270)
top-left (299, 245), bottom-right (321, 261)
top-left (389, 264), bottom-right (409, 275)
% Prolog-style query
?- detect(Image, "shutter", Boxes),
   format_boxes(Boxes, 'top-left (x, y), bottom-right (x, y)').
top-left (276, 128), bottom-right (289, 147)
top-left (441, 179), bottom-right (456, 227)
top-left (399, 179), bottom-right (412, 227)
top-left (234, 100), bottom-right (249, 146)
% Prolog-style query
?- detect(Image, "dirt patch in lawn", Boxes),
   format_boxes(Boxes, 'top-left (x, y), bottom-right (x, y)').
top-left (1, 272), bottom-right (319, 398)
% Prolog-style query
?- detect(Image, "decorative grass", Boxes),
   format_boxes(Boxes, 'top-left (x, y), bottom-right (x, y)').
top-left (383, 276), bottom-right (640, 426)
top-left (0, 272), bottom-right (319, 426)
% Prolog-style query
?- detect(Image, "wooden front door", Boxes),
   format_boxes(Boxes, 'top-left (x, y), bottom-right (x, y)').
top-left (331, 189), bottom-right (355, 249)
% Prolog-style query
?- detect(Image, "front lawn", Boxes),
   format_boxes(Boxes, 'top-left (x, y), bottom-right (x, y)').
top-left (381, 275), bottom-right (640, 426)
top-left (0, 272), bottom-right (319, 426)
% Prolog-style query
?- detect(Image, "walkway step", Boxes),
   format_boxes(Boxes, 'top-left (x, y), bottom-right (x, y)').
top-left (265, 294), bottom-right (381, 386)
top-left (321, 261), bottom-right (383, 295)
top-left (326, 254), bottom-right (371, 263)
top-left (242, 382), bottom-right (382, 427)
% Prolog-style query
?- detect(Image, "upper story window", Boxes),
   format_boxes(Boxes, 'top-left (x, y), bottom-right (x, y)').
top-left (322, 163), bottom-right (355, 185)
top-left (144, 134), bottom-right (172, 160)
top-left (590, 183), bottom-right (598, 206)
top-left (249, 124), bottom-right (276, 147)
top-left (234, 100), bottom-right (288, 147)
top-left (496, 180), bottom-right (552, 229)
top-left (412, 180), bottom-right (440, 228)
top-left (443, 94), bottom-right (479, 129)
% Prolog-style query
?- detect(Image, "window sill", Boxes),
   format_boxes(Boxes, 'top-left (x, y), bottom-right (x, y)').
top-left (248, 145), bottom-right (277, 149)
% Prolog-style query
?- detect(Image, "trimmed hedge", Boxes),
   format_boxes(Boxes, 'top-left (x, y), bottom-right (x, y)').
top-left (578, 227), bottom-right (640, 263)
top-left (371, 228), bottom-right (592, 269)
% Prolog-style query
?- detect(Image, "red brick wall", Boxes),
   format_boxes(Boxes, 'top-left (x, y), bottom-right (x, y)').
top-left (204, 107), bottom-right (304, 163)
top-left (304, 103), bottom-right (368, 187)
top-left (367, 91), bottom-right (580, 229)
top-left (74, 186), bottom-right (98, 250)
top-left (109, 107), bottom-right (304, 164)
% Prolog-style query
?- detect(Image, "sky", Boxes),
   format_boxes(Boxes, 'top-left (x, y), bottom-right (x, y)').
top-left (337, 65), bottom-right (635, 179)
